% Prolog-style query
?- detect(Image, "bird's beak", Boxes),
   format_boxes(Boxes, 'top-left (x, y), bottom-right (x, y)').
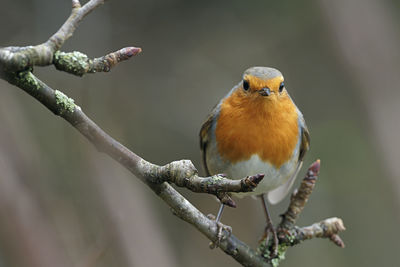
top-left (258, 88), bottom-right (271, 96)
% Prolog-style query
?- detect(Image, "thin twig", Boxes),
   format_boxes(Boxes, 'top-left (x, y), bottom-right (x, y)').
top-left (0, 0), bottom-right (105, 72)
top-left (279, 159), bottom-right (320, 229)
top-left (53, 47), bottom-right (142, 76)
top-left (153, 160), bottom-right (264, 207)
top-left (45, 0), bottom-right (106, 52)
top-left (258, 160), bottom-right (345, 266)
top-left (278, 217), bottom-right (346, 247)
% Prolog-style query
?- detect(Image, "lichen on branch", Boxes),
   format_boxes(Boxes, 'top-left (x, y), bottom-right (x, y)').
top-left (137, 159), bottom-right (264, 207)
top-left (258, 160), bottom-right (346, 266)
top-left (53, 47), bottom-right (142, 76)
top-left (54, 90), bottom-right (78, 114)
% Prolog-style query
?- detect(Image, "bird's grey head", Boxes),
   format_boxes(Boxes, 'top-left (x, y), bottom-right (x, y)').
top-left (243, 67), bottom-right (282, 80)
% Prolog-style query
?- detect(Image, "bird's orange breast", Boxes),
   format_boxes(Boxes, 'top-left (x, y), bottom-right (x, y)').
top-left (215, 90), bottom-right (299, 168)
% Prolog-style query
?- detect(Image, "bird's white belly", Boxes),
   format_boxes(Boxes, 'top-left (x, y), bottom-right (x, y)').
top-left (207, 152), bottom-right (298, 197)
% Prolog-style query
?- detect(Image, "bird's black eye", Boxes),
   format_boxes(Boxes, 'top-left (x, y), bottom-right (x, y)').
top-left (243, 80), bottom-right (250, 91)
top-left (279, 82), bottom-right (284, 92)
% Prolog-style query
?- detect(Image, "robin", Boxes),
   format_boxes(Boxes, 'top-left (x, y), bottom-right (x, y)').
top-left (199, 66), bottom-right (310, 255)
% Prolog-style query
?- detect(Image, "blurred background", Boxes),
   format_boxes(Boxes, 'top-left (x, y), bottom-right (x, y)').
top-left (1, 0), bottom-right (399, 266)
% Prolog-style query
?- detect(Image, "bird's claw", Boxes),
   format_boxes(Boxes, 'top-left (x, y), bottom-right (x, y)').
top-left (261, 223), bottom-right (279, 258)
top-left (207, 214), bottom-right (232, 249)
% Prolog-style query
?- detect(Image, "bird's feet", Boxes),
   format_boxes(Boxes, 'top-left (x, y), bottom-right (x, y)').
top-left (207, 214), bottom-right (232, 249)
top-left (261, 222), bottom-right (279, 258)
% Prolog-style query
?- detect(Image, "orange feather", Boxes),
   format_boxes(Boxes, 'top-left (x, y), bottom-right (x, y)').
top-left (215, 75), bottom-right (299, 168)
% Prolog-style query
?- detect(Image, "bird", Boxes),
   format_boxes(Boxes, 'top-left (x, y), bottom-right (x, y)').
top-left (199, 66), bottom-right (310, 255)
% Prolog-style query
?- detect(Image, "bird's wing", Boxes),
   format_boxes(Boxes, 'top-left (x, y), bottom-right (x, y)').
top-left (199, 87), bottom-right (234, 176)
top-left (298, 118), bottom-right (310, 162)
top-left (268, 123), bottom-right (310, 204)
top-left (199, 111), bottom-right (215, 176)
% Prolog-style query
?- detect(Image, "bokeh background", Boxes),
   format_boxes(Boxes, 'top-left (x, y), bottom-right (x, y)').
top-left (1, 0), bottom-right (400, 266)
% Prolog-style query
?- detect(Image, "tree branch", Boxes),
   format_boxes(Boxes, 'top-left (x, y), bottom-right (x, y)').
top-left (280, 218), bottom-right (346, 247)
top-left (0, 0), bottom-right (105, 73)
top-left (0, 1), bottom-right (346, 266)
top-left (154, 160), bottom-right (265, 207)
top-left (53, 47), bottom-right (142, 76)
top-left (258, 160), bottom-right (346, 266)
top-left (279, 160), bottom-right (320, 230)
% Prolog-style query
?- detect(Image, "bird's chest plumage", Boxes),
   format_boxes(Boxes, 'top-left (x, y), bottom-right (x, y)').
top-left (205, 91), bottom-right (300, 195)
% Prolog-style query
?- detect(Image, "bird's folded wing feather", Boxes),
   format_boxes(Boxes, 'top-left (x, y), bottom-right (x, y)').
top-left (268, 123), bottom-right (310, 204)
top-left (199, 112), bottom-right (215, 177)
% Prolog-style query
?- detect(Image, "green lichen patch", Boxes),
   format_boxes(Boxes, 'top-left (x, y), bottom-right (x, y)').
top-left (212, 175), bottom-right (224, 182)
top-left (17, 70), bottom-right (40, 90)
top-left (207, 175), bottom-right (224, 185)
top-left (271, 244), bottom-right (287, 267)
top-left (55, 90), bottom-right (76, 114)
top-left (286, 233), bottom-right (296, 244)
top-left (53, 51), bottom-right (91, 76)
top-left (258, 239), bottom-right (288, 267)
